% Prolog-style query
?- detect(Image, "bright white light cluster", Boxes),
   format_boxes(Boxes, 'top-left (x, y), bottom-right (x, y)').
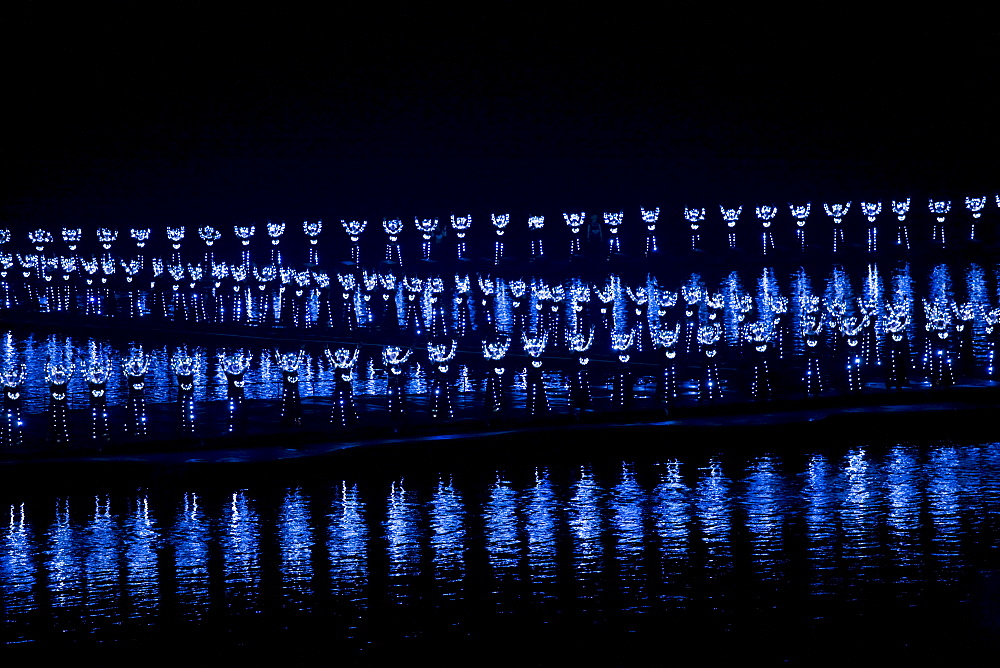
top-left (563, 212), bottom-right (586, 230)
top-left (167, 227), bottom-right (185, 244)
top-left (341, 220), bottom-right (367, 240)
top-left (234, 225), bottom-right (255, 245)
top-left (198, 226), bottom-right (221, 245)
top-left (892, 198), bottom-right (911, 220)
top-left (929, 199), bottom-right (951, 222)
top-left (684, 207), bottom-right (705, 229)
top-left (303, 220), bottom-right (323, 240)
top-left (755, 205), bottom-right (777, 221)
top-left (491, 213), bottom-right (509, 230)
top-left (640, 207), bottom-right (660, 228)
top-left (29, 230), bottom-right (53, 248)
top-left (720, 206), bottom-right (742, 227)
top-left (451, 215), bottom-right (472, 231)
top-left (823, 202), bottom-right (850, 223)
top-left (789, 203), bottom-right (810, 225)
top-left (382, 219), bottom-right (404, 235)
top-left (97, 228), bottom-right (118, 247)
top-left (62, 228), bottom-right (82, 249)
top-left (861, 202), bottom-right (882, 222)
top-left (528, 215), bottom-right (544, 229)
top-left (966, 196), bottom-right (986, 218)
top-left (131, 228), bottom-right (151, 247)
top-left (415, 218), bottom-right (438, 238)
top-left (267, 222), bottom-right (286, 243)
top-left (0, 230), bottom-right (9, 245)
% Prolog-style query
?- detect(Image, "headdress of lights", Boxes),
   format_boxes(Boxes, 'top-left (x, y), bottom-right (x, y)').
top-left (789, 203), bottom-right (810, 226)
top-left (383, 219), bottom-right (404, 236)
top-left (303, 220), bottom-right (322, 243)
top-left (563, 212), bottom-right (585, 231)
top-left (29, 229), bottom-right (53, 251)
top-left (167, 227), bottom-right (185, 248)
top-left (96, 228), bottom-right (118, 249)
top-left (198, 226), bottom-right (221, 245)
top-left (891, 198), bottom-right (911, 220)
top-left (684, 207), bottom-right (705, 229)
top-left (62, 228), bottom-right (81, 250)
top-left (234, 225), bottom-right (255, 245)
top-left (491, 213), bottom-right (509, 235)
top-left (860, 202), bottom-right (882, 222)
top-left (267, 221), bottom-right (285, 244)
top-left (823, 202), bottom-right (850, 224)
top-left (966, 196), bottom-right (986, 218)
top-left (928, 199), bottom-right (951, 222)
top-left (528, 215), bottom-right (544, 229)
top-left (131, 228), bottom-right (151, 247)
top-left (720, 206), bottom-right (742, 227)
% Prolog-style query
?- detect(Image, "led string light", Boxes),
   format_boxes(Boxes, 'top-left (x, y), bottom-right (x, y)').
top-left (528, 215), bottom-right (545, 258)
top-left (929, 199), bottom-right (951, 248)
top-left (720, 205), bottom-right (742, 249)
top-left (755, 205), bottom-right (777, 255)
top-left (563, 212), bottom-right (586, 255)
top-left (789, 203), bottom-right (811, 252)
top-left (641, 207), bottom-right (660, 255)
top-left (684, 207), bottom-right (705, 251)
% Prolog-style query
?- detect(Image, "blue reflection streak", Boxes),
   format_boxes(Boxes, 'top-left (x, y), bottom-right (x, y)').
top-left (384, 480), bottom-right (420, 601)
top-left (279, 487), bottom-right (314, 604)
top-left (171, 492), bottom-right (210, 619)
top-left (124, 494), bottom-right (160, 616)
top-left (429, 477), bottom-right (465, 592)
top-left (1, 503), bottom-right (36, 627)
top-left (525, 468), bottom-right (558, 595)
top-left (44, 498), bottom-right (83, 610)
top-left (484, 474), bottom-right (519, 582)
top-left (221, 490), bottom-right (261, 607)
top-left (742, 455), bottom-right (786, 579)
top-left (327, 481), bottom-right (368, 603)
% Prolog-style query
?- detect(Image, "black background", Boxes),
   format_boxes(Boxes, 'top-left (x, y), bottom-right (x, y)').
top-left (2, 3), bottom-right (996, 231)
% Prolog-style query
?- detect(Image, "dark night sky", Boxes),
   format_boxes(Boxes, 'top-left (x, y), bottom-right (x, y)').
top-left (2, 4), bottom-right (996, 231)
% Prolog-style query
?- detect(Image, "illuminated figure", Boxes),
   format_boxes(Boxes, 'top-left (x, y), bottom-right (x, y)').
top-left (744, 320), bottom-right (773, 401)
top-left (267, 220), bottom-right (285, 265)
top-left (414, 218), bottom-right (438, 261)
top-left (1, 359), bottom-right (25, 448)
top-left (929, 199), bottom-right (951, 248)
top-left (641, 207), bottom-right (660, 255)
top-left (327, 348), bottom-right (359, 428)
top-left (528, 215), bottom-right (545, 259)
top-left (303, 220), bottom-right (322, 265)
top-left (922, 298), bottom-right (954, 386)
top-left (382, 219), bottom-right (404, 266)
top-left (567, 327), bottom-right (594, 412)
top-left (823, 202), bottom-right (850, 253)
top-left (861, 201), bottom-right (882, 254)
top-left (789, 202), bottom-right (810, 252)
top-left (965, 195), bottom-right (986, 241)
top-left (451, 214), bottom-right (471, 261)
top-left (276, 351), bottom-right (304, 426)
top-left (720, 205), bottom-right (742, 250)
top-left (891, 198), bottom-right (911, 250)
top-left (609, 329), bottom-right (634, 409)
top-left (220, 350), bottom-right (251, 433)
top-left (604, 211), bottom-right (623, 255)
top-left (684, 207), bottom-right (704, 251)
top-left (801, 303), bottom-right (825, 397)
top-left (883, 301), bottom-right (911, 390)
top-left (383, 346), bottom-right (412, 421)
top-left (171, 349), bottom-right (198, 436)
top-left (483, 338), bottom-right (510, 416)
top-left (123, 348), bottom-right (151, 438)
top-left (491, 213), bottom-right (509, 265)
top-left (697, 323), bottom-right (722, 403)
top-left (523, 331), bottom-right (549, 416)
top-left (234, 224), bottom-right (255, 268)
top-left (838, 315), bottom-right (865, 394)
top-left (45, 354), bottom-right (74, 445)
top-left (85, 348), bottom-right (112, 443)
top-left (653, 319), bottom-right (680, 410)
top-left (563, 211), bottom-right (585, 255)
top-left (427, 340), bottom-right (457, 420)
top-left (755, 205), bottom-right (777, 256)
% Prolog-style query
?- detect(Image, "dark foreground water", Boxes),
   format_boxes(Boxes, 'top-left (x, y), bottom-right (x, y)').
top-left (3, 440), bottom-right (1000, 663)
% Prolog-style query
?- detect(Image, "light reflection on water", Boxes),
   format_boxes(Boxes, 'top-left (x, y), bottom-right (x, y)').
top-left (3, 443), bottom-right (1000, 656)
